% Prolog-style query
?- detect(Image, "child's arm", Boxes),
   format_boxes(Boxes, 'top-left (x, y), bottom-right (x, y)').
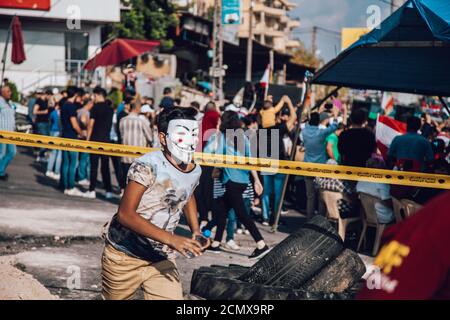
top-left (184, 195), bottom-right (210, 249)
top-left (183, 195), bottom-right (201, 236)
top-left (273, 95), bottom-right (287, 113)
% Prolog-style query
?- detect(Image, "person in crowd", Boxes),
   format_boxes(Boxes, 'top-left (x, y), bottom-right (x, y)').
top-left (260, 96), bottom-right (297, 226)
top-left (302, 111), bottom-right (339, 219)
top-left (388, 116), bottom-right (434, 172)
top-left (357, 191), bottom-right (450, 300)
top-left (356, 156), bottom-right (395, 224)
top-left (33, 89), bottom-right (53, 162)
top-left (190, 101), bottom-right (203, 121)
top-left (123, 64), bottom-right (137, 93)
top-left (58, 90), bottom-right (68, 112)
top-left (421, 113), bottom-right (435, 139)
top-left (204, 111), bottom-right (269, 259)
top-left (86, 87), bottom-right (114, 199)
top-left (27, 90), bottom-right (39, 124)
top-left (107, 98), bottom-right (125, 194)
top-left (0, 84), bottom-right (16, 181)
top-left (116, 96), bottom-right (132, 144)
top-left (326, 123), bottom-right (345, 163)
top-left (143, 96), bottom-right (155, 109)
top-left (45, 103), bottom-right (62, 180)
top-left (338, 108), bottom-right (376, 168)
top-left (60, 86), bottom-right (85, 196)
top-left (195, 101), bottom-right (221, 228)
top-left (116, 88), bottom-right (135, 116)
top-left (259, 95), bottom-right (289, 129)
top-left (102, 107), bottom-right (207, 300)
top-left (206, 179), bottom-right (255, 252)
top-left (119, 97), bottom-right (153, 189)
top-left (140, 103), bottom-right (155, 127)
top-left (412, 159), bottom-right (449, 205)
top-left (159, 87), bottom-right (174, 111)
top-left (76, 97), bottom-right (94, 187)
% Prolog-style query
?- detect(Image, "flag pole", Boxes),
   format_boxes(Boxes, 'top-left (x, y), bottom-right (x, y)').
top-left (1, 15), bottom-right (15, 85)
top-left (271, 71), bottom-right (314, 233)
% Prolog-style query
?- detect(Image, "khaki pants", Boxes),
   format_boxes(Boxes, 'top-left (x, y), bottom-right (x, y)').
top-left (101, 243), bottom-right (183, 300)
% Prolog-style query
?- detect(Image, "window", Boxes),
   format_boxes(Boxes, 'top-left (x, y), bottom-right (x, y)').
top-left (65, 32), bottom-right (89, 71)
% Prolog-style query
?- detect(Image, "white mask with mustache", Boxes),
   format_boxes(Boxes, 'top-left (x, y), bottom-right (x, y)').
top-left (166, 119), bottom-right (199, 164)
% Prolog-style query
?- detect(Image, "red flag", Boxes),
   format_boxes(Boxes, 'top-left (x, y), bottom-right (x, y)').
top-left (376, 115), bottom-right (407, 157)
top-left (11, 16), bottom-right (26, 64)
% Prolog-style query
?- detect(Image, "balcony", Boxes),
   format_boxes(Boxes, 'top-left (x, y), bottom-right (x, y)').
top-left (253, 3), bottom-right (285, 17)
top-left (288, 20), bottom-right (300, 29)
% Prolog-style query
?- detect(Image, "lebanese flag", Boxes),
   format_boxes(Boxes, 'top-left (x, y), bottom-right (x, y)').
top-left (376, 115), bottom-right (407, 157)
top-left (260, 64), bottom-right (270, 88)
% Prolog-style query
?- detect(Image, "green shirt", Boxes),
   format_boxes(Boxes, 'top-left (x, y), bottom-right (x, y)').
top-left (326, 133), bottom-right (340, 163)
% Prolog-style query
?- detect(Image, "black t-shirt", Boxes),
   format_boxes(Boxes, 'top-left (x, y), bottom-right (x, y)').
top-left (116, 110), bottom-right (129, 143)
top-left (60, 102), bottom-right (78, 139)
top-left (338, 127), bottom-right (376, 167)
top-left (90, 102), bottom-right (113, 142)
top-left (35, 98), bottom-right (49, 123)
top-left (260, 122), bottom-right (290, 160)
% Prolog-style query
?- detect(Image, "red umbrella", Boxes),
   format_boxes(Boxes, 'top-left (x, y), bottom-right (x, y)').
top-left (11, 16), bottom-right (26, 64)
top-left (84, 38), bottom-right (160, 70)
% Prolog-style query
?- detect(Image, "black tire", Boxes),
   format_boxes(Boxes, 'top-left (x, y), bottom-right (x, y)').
top-left (238, 215), bottom-right (344, 289)
top-left (190, 264), bottom-right (354, 300)
top-left (301, 248), bottom-right (366, 294)
top-left (190, 265), bottom-right (307, 300)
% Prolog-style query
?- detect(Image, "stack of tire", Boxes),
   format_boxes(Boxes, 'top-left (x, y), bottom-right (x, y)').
top-left (191, 215), bottom-right (366, 300)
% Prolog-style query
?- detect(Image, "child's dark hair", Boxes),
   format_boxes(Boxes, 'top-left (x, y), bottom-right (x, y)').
top-left (157, 107), bottom-right (198, 134)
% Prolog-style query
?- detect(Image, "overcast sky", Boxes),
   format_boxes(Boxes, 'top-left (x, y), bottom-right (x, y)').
top-left (289, 0), bottom-right (398, 62)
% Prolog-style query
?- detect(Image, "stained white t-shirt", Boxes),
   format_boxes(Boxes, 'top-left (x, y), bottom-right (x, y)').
top-left (107, 150), bottom-right (201, 262)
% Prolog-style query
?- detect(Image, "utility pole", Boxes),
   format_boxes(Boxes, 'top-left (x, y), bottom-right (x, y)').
top-left (312, 26), bottom-right (318, 58)
top-left (390, 0), bottom-right (395, 14)
top-left (245, 0), bottom-right (254, 82)
top-left (212, 0), bottom-right (224, 101)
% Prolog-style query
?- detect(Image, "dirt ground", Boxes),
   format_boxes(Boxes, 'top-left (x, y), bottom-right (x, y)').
top-left (0, 255), bottom-right (57, 300)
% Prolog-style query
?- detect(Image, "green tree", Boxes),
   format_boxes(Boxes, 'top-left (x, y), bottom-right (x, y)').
top-left (289, 41), bottom-right (323, 69)
top-left (108, 0), bottom-right (178, 49)
top-left (7, 81), bottom-right (19, 102)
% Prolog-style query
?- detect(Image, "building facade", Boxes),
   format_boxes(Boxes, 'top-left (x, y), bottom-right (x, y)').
top-left (239, 0), bottom-right (300, 53)
top-left (173, 0), bottom-right (300, 53)
top-left (0, 0), bottom-right (120, 93)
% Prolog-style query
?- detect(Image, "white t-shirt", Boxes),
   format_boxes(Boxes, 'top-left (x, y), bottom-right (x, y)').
top-left (107, 150), bottom-right (201, 261)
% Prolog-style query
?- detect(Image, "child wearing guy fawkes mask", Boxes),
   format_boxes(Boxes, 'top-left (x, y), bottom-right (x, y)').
top-left (102, 107), bottom-right (209, 300)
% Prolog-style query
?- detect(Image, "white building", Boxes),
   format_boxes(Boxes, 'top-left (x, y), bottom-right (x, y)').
top-left (0, 0), bottom-right (121, 93)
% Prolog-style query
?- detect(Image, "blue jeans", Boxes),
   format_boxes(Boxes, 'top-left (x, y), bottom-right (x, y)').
top-left (0, 143), bottom-right (16, 176)
top-left (36, 122), bottom-right (50, 157)
top-left (261, 173), bottom-right (285, 221)
top-left (62, 151), bottom-right (78, 190)
top-left (46, 131), bottom-right (62, 174)
top-left (77, 152), bottom-right (90, 181)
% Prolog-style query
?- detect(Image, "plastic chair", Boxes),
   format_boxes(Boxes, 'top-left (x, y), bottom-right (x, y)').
top-left (391, 196), bottom-right (406, 223)
top-left (401, 199), bottom-right (423, 218)
top-left (320, 190), bottom-right (360, 241)
top-left (358, 192), bottom-right (392, 256)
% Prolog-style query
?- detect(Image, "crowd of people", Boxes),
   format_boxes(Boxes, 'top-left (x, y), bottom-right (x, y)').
top-left (1, 81), bottom-right (450, 253)
top-left (12, 85), bottom-right (166, 198)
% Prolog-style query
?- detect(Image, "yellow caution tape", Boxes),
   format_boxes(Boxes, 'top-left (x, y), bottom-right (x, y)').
top-left (1, 130), bottom-right (450, 189)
